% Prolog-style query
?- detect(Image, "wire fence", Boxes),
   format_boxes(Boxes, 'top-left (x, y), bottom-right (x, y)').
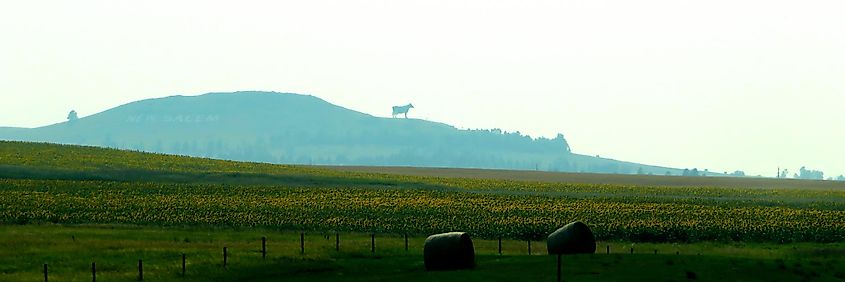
top-left (36, 231), bottom-right (688, 281)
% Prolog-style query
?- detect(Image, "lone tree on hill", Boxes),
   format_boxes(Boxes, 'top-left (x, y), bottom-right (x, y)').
top-left (67, 110), bottom-right (78, 123)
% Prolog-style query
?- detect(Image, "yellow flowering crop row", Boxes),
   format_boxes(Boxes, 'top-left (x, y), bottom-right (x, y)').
top-left (1, 179), bottom-right (842, 243)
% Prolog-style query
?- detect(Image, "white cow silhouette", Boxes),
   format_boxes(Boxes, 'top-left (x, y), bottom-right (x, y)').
top-left (392, 104), bottom-right (414, 118)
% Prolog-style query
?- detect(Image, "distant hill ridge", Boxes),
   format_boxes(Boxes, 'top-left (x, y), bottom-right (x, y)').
top-left (0, 91), bottom-right (683, 174)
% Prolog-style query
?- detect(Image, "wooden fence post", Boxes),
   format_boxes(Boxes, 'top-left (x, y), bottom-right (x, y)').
top-left (262, 237), bottom-right (267, 259)
top-left (528, 240), bottom-right (532, 255)
top-left (182, 254), bottom-right (186, 276)
top-left (43, 263), bottom-right (48, 282)
top-left (92, 262), bottom-right (96, 282)
top-left (606, 245), bottom-right (610, 254)
top-left (556, 254), bottom-right (562, 282)
top-left (300, 232), bottom-right (305, 254)
top-left (335, 233), bottom-right (340, 252)
top-left (371, 233), bottom-right (375, 253)
top-left (138, 259), bottom-right (143, 281)
top-left (223, 247), bottom-right (228, 268)
top-left (404, 233), bottom-right (408, 251)
top-left (630, 247), bottom-right (634, 254)
top-left (498, 237), bottom-right (502, 255)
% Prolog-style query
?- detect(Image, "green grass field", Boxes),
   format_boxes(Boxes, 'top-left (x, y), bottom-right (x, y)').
top-left (1, 141), bottom-right (844, 281)
top-left (3, 224), bottom-right (843, 281)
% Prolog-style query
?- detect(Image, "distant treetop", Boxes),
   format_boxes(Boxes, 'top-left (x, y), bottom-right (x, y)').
top-left (67, 110), bottom-right (78, 122)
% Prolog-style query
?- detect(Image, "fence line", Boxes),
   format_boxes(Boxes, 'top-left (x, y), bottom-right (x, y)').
top-left (35, 231), bottom-right (682, 280)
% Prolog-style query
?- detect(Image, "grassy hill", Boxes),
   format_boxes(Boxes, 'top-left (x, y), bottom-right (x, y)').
top-left (0, 91), bottom-right (686, 175)
top-left (1, 141), bottom-right (839, 190)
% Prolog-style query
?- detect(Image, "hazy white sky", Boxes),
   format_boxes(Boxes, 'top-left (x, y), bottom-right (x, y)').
top-left (2, 0), bottom-right (844, 177)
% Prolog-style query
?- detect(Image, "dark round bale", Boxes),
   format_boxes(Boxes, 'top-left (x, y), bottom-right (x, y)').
top-left (547, 221), bottom-right (596, 255)
top-left (424, 232), bottom-right (475, 271)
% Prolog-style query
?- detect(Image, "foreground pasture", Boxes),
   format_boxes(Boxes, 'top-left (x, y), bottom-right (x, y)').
top-left (2, 224), bottom-right (843, 281)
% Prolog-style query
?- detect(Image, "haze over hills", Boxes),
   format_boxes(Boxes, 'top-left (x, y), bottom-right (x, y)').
top-left (0, 91), bottom-right (687, 175)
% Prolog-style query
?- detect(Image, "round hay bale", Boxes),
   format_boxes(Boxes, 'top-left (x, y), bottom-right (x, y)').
top-left (546, 221), bottom-right (596, 255)
top-left (424, 232), bottom-right (475, 271)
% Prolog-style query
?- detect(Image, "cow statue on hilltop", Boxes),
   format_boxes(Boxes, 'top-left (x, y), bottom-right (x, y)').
top-left (392, 104), bottom-right (414, 118)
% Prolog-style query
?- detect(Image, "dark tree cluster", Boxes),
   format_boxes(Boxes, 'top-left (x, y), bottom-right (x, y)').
top-left (681, 168), bottom-right (702, 176)
top-left (794, 166), bottom-right (824, 180)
